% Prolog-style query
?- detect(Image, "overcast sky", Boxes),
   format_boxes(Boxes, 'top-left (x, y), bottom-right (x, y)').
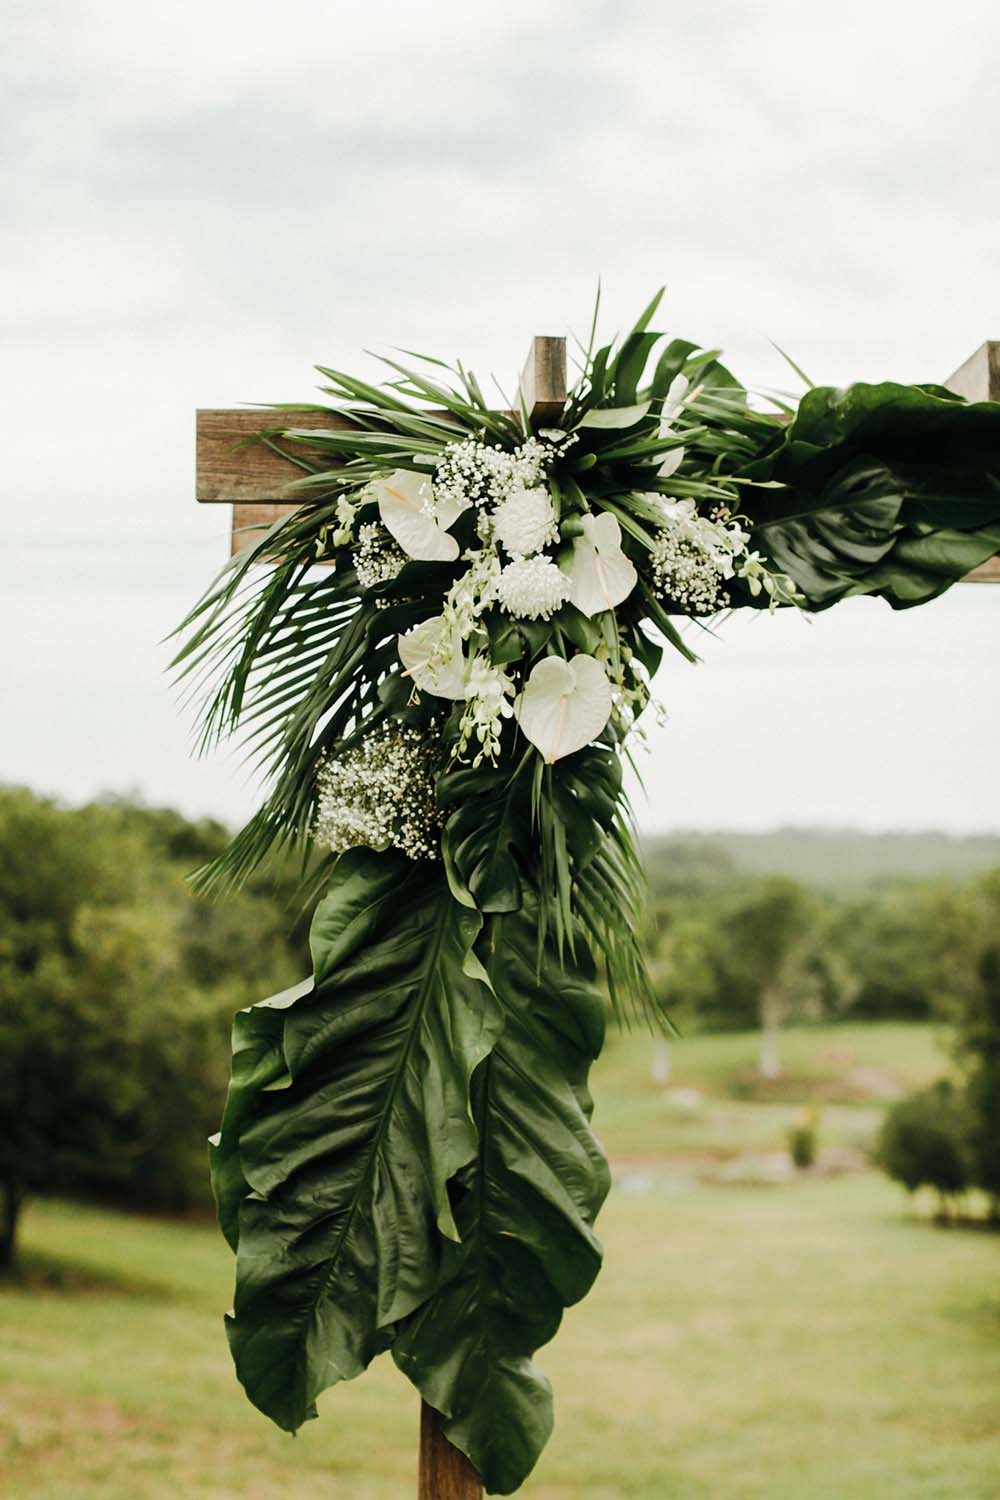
top-left (3, 0), bottom-right (998, 834)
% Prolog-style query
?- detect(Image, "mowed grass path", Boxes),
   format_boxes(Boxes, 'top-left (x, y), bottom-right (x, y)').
top-left (2, 1025), bottom-right (998, 1498)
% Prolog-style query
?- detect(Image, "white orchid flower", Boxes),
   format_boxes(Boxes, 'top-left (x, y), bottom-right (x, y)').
top-left (373, 470), bottom-right (468, 562)
top-left (514, 653), bottom-right (613, 764)
top-left (565, 512), bottom-right (638, 618)
top-left (397, 615), bottom-right (467, 699)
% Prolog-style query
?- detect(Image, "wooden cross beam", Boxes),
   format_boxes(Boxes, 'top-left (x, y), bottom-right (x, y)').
top-left (196, 335), bottom-right (567, 558)
top-left (196, 335), bottom-right (1000, 583)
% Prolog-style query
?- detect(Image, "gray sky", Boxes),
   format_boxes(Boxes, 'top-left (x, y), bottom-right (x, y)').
top-left (3, 0), bottom-right (998, 833)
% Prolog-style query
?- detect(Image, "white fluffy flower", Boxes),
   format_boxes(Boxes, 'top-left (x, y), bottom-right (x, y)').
top-left (492, 487), bottom-right (559, 558)
top-left (494, 556), bottom-right (572, 620)
top-left (354, 523), bottom-right (405, 588)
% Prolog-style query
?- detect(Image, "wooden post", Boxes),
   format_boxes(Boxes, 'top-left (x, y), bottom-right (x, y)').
top-left (944, 342), bottom-right (1000, 583)
top-left (418, 1402), bottom-right (482, 1500)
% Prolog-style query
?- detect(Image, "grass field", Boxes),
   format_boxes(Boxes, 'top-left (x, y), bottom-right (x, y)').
top-left (2, 1024), bottom-right (998, 1500)
top-left (594, 1019), bottom-right (949, 1163)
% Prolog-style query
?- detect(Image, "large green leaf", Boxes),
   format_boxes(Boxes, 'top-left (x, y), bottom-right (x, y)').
top-left (738, 384), bottom-right (1000, 609)
top-left (212, 849), bottom-right (502, 1432)
top-left (393, 902), bottom-right (610, 1495)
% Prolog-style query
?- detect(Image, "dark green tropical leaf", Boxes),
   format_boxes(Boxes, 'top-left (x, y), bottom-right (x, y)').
top-left (213, 850), bottom-right (501, 1432)
top-left (393, 901), bottom-right (610, 1495)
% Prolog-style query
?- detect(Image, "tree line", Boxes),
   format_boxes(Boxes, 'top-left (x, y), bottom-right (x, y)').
top-left (2, 788), bottom-right (998, 1266)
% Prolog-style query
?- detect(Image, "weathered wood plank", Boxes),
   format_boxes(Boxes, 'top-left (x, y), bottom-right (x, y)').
top-left (518, 335), bottom-right (567, 424)
top-left (230, 502), bottom-right (302, 558)
top-left (964, 555), bottom-right (1000, 584)
top-left (944, 341), bottom-right (1000, 403)
top-left (943, 343), bottom-right (1000, 580)
top-left (418, 1402), bottom-right (482, 1500)
top-left (197, 407), bottom-right (348, 503)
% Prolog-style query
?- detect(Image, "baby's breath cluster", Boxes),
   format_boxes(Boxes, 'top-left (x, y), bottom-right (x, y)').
top-left (433, 433), bottom-right (571, 514)
top-left (647, 497), bottom-right (749, 614)
top-left (313, 721), bottom-right (444, 861)
top-left (354, 523), bottom-right (406, 589)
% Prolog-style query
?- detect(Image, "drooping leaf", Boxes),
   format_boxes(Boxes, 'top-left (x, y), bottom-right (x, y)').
top-left (393, 900), bottom-right (610, 1495)
top-left (213, 849), bottom-right (501, 1432)
top-left (737, 382), bottom-right (1000, 609)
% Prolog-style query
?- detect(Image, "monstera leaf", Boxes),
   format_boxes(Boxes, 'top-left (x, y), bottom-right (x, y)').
top-left (393, 901), bottom-right (610, 1495)
top-left (211, 848), bottom-right (501, 1431)
top-left (741, 383), bottom-right (1000, 609)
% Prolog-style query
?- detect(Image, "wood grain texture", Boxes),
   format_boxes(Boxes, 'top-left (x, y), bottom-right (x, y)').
top-left (944, 342), bottom-right (1000, 580)
top-left (518, 335), bottom-right (567, 423)
top-left (197, 407), bottom-right (348, 503)
top-left (963, 555), bottom-right (1000, 584)
top-left (418, 1403), bottom-right (482, 1500)
top-left (944, 342), bottom-right (1000, 404)
top-left (230, 503), bottom-right (302, 557)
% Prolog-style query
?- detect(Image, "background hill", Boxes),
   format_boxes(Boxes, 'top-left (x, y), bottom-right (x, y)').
top-left (643, 829), bottom-right (1000, 891)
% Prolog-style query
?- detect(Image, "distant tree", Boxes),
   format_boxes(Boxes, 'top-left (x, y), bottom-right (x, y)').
top-left (0, 787), bottom-right (302, 1268)
top-left (832, 887), bottom-right (943, 1020)
top-left (719, 877), bottom-right (829, 1078)
top-left (962, 945), bottom-right (1000, 1213)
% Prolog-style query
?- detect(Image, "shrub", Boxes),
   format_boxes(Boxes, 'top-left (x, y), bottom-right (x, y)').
top-left (787, 1116), bottom-right (818, 1170)
top-left (875, 1080), bottom-right (969, 1212)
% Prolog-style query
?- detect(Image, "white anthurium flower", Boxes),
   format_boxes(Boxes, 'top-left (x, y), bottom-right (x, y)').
top-left (374, 470), bottom-right (465, 562)
top-left (514, 653), bottom-right (613, 764)
top-left (658, 373), bottom-right (690, 434)
top-left (397, 615), bottom-right (467, 699)
top-left (658, 445), bottom-right (685, 480)
top-left (565, 512), bottom-right (638, 618)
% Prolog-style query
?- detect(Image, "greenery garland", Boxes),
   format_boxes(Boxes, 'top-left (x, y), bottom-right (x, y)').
top-left (174, 288), bottom-right (1000, 1493)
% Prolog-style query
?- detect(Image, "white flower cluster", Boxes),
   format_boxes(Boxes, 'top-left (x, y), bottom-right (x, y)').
top-left (354, 523), bottom-right (406, 589)
top-left (313, 721), bottom-right (444, 861)
top-left (457, 657), bottom-right (515, 765)
top-left (492, 486), bottom-right (560, 557)
top-left (647, 497), bottom-right (749, 615)
top-left (493, 555), bottom-right (571, 620)
top-left (433, 433), bottom-right (571, 514)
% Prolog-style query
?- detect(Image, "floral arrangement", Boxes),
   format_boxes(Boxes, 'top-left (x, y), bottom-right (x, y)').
top-left (175, 289), bottom-right (1000, 1494)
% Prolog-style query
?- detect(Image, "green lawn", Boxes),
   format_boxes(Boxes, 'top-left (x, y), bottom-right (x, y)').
top-left (594, 1020), bottom-right (949, 1162)
top-left (2, 1024), bottom-right (998, 1499)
